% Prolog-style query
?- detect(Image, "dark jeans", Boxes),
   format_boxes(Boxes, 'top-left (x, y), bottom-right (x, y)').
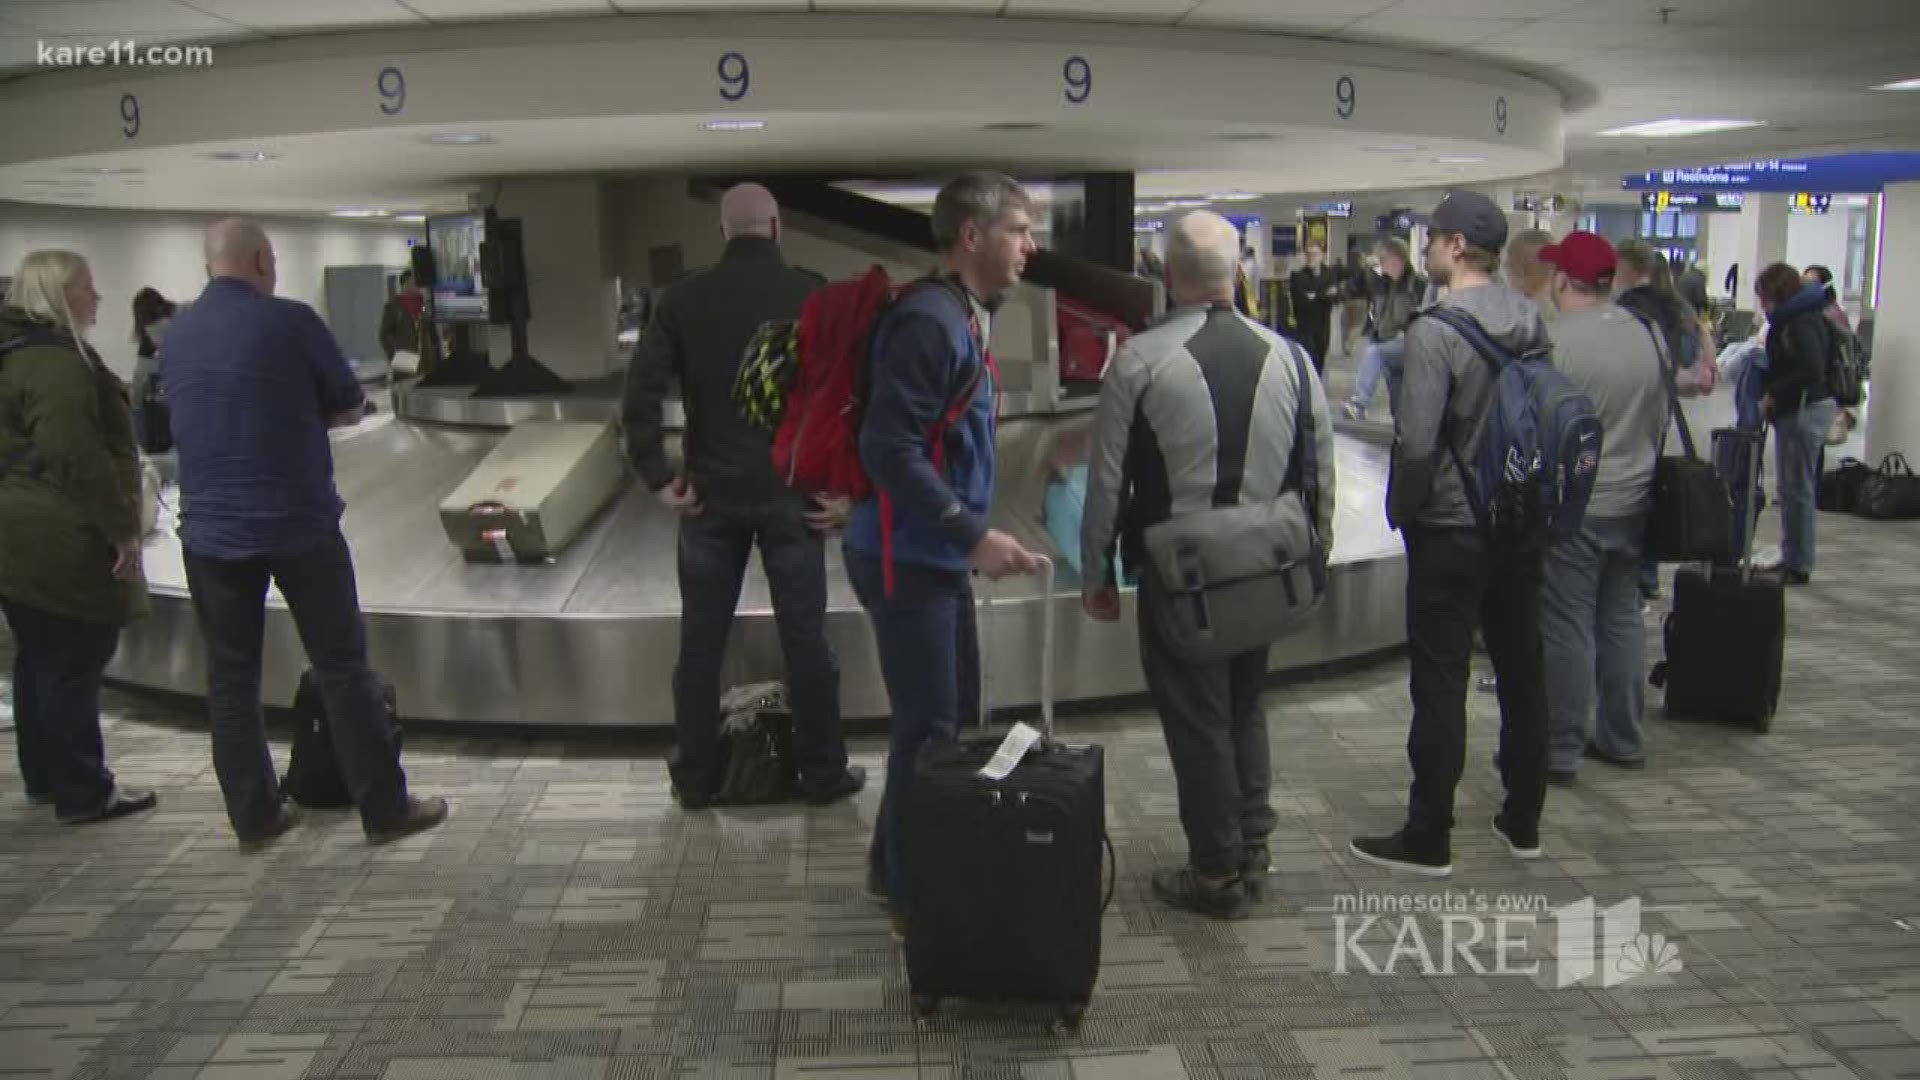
top-left (670, 498), bottom-right (847, 798)
top-left (1402, 526), bottom-right (1549, 846)
top-left (1, 599), bottom-right (119, 817)
top-left (845, 548), bottom-right (978, 912)
top-left (183, 529), bottom-right (410, 839)
top-left (1138, 579), bottom-right (1275, 878)
top-left (1300, 309), bottom-right (1332, 374)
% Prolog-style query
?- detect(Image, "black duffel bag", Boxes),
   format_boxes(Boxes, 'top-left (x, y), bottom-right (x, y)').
top-left (1817, 457), bottom-right (1872, 513)
top-left (1856, 453), bottom-right (1920, 520)
top-left (1638, 317), bottom-right (1734, 564)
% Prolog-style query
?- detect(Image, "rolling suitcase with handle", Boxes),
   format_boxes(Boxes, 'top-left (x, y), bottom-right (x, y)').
top-left (904, 556), bottom-right (1112, 1033)
top-left (1651, 427), bottom-right (1784, 732)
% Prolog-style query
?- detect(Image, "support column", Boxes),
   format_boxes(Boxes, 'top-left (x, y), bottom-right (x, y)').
top-left (1865, 181), bottom-right (1919, 463)
top-left (1727, 192), bottom-right (1789, 300)
top-left (481, 176), bottom-right (620, 382)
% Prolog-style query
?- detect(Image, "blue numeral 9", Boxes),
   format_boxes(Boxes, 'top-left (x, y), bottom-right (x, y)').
top-left (1335, 75), bottom-right (1355, 119)
top-left (718, 52), bottom-right (750, 102)
top-left (120, 93), bottom-right (140, 139)
top-left (1063, 56), bottom-right (1091, 104)
top-left (378, 66), bottom-right (406, 116)
top-left (1495, 96), bottom-right (1508, 135)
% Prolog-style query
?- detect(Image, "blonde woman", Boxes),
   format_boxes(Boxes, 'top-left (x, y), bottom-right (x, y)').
top-left (0, 250), bottom-right (157, 823)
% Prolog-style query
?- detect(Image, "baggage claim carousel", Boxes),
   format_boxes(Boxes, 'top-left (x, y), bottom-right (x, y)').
top-left (108, 379), bottom-right (1408, 727)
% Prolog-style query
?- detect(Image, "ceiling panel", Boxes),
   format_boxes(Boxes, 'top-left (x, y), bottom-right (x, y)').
top-left (610, 0), bottom-right (809, 10)
top-left (0, 1), bottom-right (236, 35)
top-left (814, 0), bottom-right (1000, 10)
top-left (402, 0), bottom-right (610, 19)
top-left (178, 0), bottom-right (428, 32)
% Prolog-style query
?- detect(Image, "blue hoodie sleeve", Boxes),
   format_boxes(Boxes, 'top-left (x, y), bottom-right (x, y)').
top-left (859, 310), bottom-right (990, 555)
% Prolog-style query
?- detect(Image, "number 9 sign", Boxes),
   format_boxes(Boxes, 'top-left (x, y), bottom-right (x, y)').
top-left (1495, 96), bottom-right (1508, 135)
top-left (1063, 56), bottom-right (1091, 104)
top-left (1335, 76), bottom-right (1355, 120)
top-left (718, 52), bottom-right (750, 102)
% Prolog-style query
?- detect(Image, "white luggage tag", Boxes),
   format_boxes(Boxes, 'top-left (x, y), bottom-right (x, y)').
top-left (978, 721), bottom-right (1044, 781)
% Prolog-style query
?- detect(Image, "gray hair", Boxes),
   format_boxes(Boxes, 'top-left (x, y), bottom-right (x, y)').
top-left (930, 171), bottom-right (1031, 252)
top-left (1166, 211), bottom-right (1239, 296)
top-left (204, 217), bottom-right (271, 269)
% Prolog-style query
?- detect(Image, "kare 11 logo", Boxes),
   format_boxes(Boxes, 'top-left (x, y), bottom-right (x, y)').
top-left (1326, 892), bottom-right (1684, 987)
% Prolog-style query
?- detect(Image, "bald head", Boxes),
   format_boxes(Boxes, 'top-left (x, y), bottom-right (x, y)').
top-left (720, 183), bottom-right (780, 242)
top-left (204, 217), bottom-right (277, 293)
top-left (1166, 211), bottom-right (1240, 306)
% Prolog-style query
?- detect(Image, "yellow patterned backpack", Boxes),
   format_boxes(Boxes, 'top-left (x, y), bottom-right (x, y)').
top-left (732, 319), bottom-right (800, 431)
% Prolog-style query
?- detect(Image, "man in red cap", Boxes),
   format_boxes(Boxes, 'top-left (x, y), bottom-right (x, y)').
top-left (1533, 231), bottom-right (1668, 784)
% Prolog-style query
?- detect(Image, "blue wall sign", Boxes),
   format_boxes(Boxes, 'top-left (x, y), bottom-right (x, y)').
top-left (1621, 152), bottom-right (1920, 194)
top-left (1302, 200), bottom-right (1353, 218)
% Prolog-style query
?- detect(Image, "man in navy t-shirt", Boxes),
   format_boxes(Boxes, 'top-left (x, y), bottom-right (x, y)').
top-left (162, 218), bottom-right (445, 849)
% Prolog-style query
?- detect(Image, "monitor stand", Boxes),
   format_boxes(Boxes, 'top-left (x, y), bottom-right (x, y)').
top-left (416, 324), bottom-right (493, 388)
top-left (474, 316), bottom-right (571, 397)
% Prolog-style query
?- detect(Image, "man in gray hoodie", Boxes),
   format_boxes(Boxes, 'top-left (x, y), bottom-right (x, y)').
top-left (1349, 191), bottom-right (1554, 878)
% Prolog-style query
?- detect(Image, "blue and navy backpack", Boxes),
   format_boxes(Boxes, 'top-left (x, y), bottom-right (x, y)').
top-left (1416, 306), bottom-right (1603, 549)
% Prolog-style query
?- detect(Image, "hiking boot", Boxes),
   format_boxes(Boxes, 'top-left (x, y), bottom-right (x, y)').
top-left (365, 795), bottom-right (448, 845)
top-left (1151, 867), bottom-right (1251, 921)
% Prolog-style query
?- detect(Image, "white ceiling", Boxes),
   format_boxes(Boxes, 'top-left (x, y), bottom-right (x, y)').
top-left (1, 0), bottom-right (1917, 209)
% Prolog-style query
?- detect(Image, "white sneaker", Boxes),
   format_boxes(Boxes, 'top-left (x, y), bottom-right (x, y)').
top-left (1752, 545), bottom-right (1783, 571)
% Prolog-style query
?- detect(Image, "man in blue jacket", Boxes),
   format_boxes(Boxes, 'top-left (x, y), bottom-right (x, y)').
top-left (844, 171), bottom-right (1042, 937)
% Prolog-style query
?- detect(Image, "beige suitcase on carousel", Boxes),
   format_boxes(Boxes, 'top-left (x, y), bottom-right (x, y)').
top-left (439, 419), bottom-right (628, 562)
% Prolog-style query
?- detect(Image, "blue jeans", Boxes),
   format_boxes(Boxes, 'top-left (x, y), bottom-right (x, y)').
top-left (1349, 337), bottom-right (1405, 414)
top-left (1540, 514), bottom-right (1648, 773)
top-left (845, 548), bottom-right (978, 913)
top-left (0, 599), bottom-right (119, 817)
top-left (1773, 399), bottom-right (1837, 576)
top-left (670, 497), bottom-right (846, 799)
top-left (183, 529), bottom-right (411, 839)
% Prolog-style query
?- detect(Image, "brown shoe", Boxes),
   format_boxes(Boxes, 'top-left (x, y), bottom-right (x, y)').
top-left (365, 795), bottom-right (448, 845)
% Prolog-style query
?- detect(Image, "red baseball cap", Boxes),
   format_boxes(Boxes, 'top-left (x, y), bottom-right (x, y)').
top-left (1538, 231), bottom-right (1617, 288)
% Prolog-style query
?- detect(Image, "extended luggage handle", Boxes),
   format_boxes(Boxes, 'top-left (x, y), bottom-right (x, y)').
top-left (1711, 427), bottom-right (1768, 584)
top-left (977, 553), bottom-right (1056, 739)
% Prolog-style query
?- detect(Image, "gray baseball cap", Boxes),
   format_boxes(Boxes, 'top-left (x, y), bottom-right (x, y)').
top-left (1419, 190), bottom-right (1509, 253)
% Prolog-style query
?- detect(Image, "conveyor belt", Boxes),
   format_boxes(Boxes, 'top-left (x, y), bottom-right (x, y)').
top-left (110, 408), bottom-right (1406, 725)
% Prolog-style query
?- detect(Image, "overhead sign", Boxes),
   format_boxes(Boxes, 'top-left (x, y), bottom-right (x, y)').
top-left (1302, 200), bottom-right (1353, 218)
top-left (1376, 209), bottom-right (1417, 233)
top-left (1789, 192), bottom-right (1832, 214)
top-left (1621, 151), bottom-right (1920, 193)
top-left (1513, 192), bottom-right (1568, 212)
top-left (1642, 190), bottom-right (1745, 212)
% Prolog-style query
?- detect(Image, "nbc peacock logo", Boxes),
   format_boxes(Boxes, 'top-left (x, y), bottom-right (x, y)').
top-left (1555, 898), bottom-right (1684, 988)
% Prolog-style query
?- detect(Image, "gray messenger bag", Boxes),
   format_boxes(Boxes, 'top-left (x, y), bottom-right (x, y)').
top-left (1140, 344), bottom-right (1328, 664)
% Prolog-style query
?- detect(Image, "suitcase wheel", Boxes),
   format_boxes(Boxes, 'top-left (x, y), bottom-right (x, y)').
top-left (1052, 1002), bottom-right (1088, 1035)
top-left (910, 994), bottom-right (940, 1024)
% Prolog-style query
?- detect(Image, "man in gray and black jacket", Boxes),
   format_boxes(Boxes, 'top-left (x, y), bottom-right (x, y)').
top-left (623, 183), bottom-right (865, 811)
top-left (1082, 210), bottom-right (1335, 919)
top-left (1348, 191), bottom-right (1554, 879)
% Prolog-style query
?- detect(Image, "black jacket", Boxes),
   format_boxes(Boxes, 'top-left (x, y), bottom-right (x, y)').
top-left (623, 236), bottom-right (822, 505)
top-left (1365, 269), bottom-right (1428, 343)
top-left (1762, 284), bottom-right (1834, 416)
top-left (1288, 265), bottom-right (1341, 324)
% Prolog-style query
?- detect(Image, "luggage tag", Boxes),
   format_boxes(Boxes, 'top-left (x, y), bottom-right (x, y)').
top-left (978, 721), bottom-right (1043, 781)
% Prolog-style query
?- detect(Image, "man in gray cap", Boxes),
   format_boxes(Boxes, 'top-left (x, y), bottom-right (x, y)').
top-left (1348, 191), bottom-right (1554, 879)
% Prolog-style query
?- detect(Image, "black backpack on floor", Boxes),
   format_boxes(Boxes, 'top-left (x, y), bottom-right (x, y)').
top-left (282, 670), bottom-right (402, 809)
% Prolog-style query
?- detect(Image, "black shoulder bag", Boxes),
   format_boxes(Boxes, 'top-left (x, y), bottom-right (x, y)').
top-left (1637, 314), bottom-right (1735, 564)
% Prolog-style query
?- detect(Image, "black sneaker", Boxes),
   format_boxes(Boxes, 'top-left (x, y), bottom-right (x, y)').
top-left (1546, 769), bottom-right (1577, 787)
top-left (1348, 831), bottom-right (1452, 878)
top-left (802, 765), bottom-right (867, 806)
top-left (57, 785), bottom-right (157, 825)
top-left (670, 783), bottom-right (714, 811)
top-left (1583, 743), bottom-right (1646, 771)
top-left (1150, 867), bottom-right (1251, 920)
top-left (365, 795), bottom-right (449, 845)
top-left (1492, 814), bottom-right (1541, 860)
top-left (1242, 843), bottom-right (1274, 901)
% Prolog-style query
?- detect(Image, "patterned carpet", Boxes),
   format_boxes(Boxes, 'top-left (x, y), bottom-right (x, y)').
top-left (3, 506), bottom-right (1918, 1080)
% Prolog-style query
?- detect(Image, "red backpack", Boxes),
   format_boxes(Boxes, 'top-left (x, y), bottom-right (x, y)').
top-left (771, 266), bottom-right (991, 500)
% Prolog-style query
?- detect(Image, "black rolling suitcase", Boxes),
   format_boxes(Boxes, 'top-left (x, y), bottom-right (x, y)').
top-left (1651, 428), bottom-right (1784, 731)
top-left (282, 670), bottom-right (403, 808)
top-left (905, 556), bottom-right (1111, 1032)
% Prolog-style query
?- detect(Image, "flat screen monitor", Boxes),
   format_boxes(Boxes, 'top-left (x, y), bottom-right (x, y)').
top-left (428, 213), bottom-right (489, 323)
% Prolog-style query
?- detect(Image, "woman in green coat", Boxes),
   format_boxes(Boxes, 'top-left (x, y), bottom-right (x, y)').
top-left (0, 250), bottom-right (157, 823)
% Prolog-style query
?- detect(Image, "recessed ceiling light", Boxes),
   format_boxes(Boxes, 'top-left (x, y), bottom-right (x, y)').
top-left (395, 213), bottom-right (427, 224)
top-left (424, 133), bottom-right (493, 146)
top-left (982, 122), bottom-right (1046, 132)
top-left (331, 209), bottom-right (390, 218)
top-left (1874, 77), bottom-right (1920, 91)
top-left (1364, 144), bottom-right (1422, 153)
top-left (1434, 156), bottom-right (1486, 164)
top-left (1217, 132), bottom-right (1277, 142)
top-left (1167, 198), bottom-right (1212, 209)
top-left (1207, 191), bottom-right (1261, 202)
top-left (200, 150), bottom-right (276, 162)
top-left (703, 119), bottom-right (766, 132)
top-left (64, 166), bottom-right (143, 176)
top-left (1597, 118), bottom-right (1764, 138)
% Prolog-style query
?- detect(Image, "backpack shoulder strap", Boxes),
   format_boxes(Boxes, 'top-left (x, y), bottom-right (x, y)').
top-left (1622, 307), bottom-right (1700, 460)
top-left (1280, 339), bottom-right (1321, 540)
top-left (1416, 305), bottom-right (1511, 375)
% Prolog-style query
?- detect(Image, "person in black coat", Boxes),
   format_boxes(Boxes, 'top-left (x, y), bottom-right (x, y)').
top-left (1287, 243), bottom-right (1340, 372)
top-left (1754, 262), bottom-right (1838, 585)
